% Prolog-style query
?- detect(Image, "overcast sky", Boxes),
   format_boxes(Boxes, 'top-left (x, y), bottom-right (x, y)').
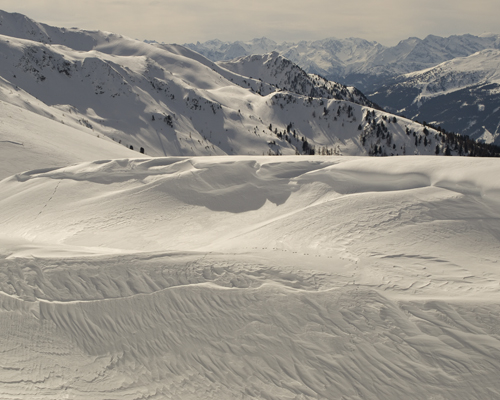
top-left (1, 0), bottom-right (498, 46)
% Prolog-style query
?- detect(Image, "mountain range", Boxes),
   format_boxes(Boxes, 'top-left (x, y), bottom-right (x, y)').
top-left (185, 34), bottom-right (500, 144)
top-left (2, 8), bottom-right (492, 174)
top-left (185, 34), bottom-right (500, 91)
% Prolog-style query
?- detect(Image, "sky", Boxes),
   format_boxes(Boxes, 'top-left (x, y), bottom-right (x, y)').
top-left (1, 0), bottom-right (498, 46)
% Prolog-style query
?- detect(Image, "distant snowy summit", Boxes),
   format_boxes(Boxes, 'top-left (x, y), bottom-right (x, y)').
top-left (184, 34), bottom-right (500, 92)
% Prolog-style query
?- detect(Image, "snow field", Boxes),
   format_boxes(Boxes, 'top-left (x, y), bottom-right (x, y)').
top-left (1, 156), bottom-right (500, 399)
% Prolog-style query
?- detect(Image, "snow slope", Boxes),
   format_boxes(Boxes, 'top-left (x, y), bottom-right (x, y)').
top-left (1, 155), bottom-right (500, 399)
top-left (0, 87), bottom-right (145, 180)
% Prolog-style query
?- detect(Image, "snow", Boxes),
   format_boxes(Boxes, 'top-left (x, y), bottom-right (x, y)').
top-left (404, 49), bottom-right (500, 100)
top-left (0, 9), bottom-right (473, 159)
top-left (1, 155), bottom-right (500, 399)
top-left (1, 9), bottom-right (500, 400)
top-left (369, 48), bottom-right (500, 143)
top-left (186, 34), bottom-right (500, 87)
top-left (217, 52), bottom-right (375, 107)
top-left (0, 26), bottom-right (447, 159)
top-left (476, 127), bottom-right (499, 144)
top-left (0, 99), bottom-right (144, 180)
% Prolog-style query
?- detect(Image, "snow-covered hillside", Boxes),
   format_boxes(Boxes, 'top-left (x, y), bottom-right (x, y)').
top-left (2, 9), bottom-right (485, 160)
top-left (1, 155), bottom-right (500, 399)
top-left (369, 49), bottom-right (500, 145)
top-left (0, 98), bottom-right (146, 180)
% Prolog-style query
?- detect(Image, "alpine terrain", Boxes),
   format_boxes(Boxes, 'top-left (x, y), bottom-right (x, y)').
top-left (185, 34), bottom-right (500, 92)
top-left (1, 9), bottom-right (500, 400)
top-left (1, 9), bottom-right (497, 165)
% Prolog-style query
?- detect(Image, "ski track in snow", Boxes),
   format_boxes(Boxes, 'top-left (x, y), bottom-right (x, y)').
top-left (1, 156), bottom-right (500, 399)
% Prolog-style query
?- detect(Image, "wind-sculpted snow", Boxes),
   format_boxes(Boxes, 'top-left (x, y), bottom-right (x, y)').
top-left (2, 260), bottom-right (500, 400)
top-left (1, 156), bottom-right (500, 399)
top-left (1, 10), bottom-right (500, 398)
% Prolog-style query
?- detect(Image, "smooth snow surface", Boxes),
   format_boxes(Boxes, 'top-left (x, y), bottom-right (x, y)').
top-left (0, 100), bottom-right (145, 180)
top-left (1, 155), bottom-right (500, 399)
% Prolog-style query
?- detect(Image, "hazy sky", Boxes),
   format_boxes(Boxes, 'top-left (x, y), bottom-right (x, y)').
top-left (1, 0), bottom-right (498, 46)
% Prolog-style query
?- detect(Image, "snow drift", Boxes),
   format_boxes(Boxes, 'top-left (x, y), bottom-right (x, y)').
top-left (1, 156), bottom-right (500, 399)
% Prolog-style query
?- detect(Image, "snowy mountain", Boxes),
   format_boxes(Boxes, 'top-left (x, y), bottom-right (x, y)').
top-left (369, 49), bottom-right (500, 145)
top-left (186, 33), bottom-right (500, 143)
top-left (353, 34), bottom-right (500, 91)
top-left (185, 34), bottom-right (500, 92)
top-left (1, 10), bottom-right (488, 163)
top-left (2, 155), bottom-right (500, 399)
top-left (185, 36), bottom-right (385, 85)
top-left (183, 37), bottom-right (280, 63)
